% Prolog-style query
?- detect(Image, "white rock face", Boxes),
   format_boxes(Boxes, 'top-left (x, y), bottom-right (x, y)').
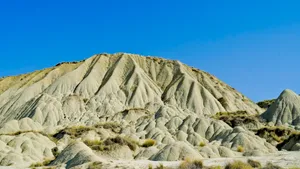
top-left (262, 89), bottom-right (300, 126)
top-left (0, 53), bottom-right (276, 168)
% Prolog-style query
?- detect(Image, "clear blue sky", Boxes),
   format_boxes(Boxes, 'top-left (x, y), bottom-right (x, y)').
top-left (0, 0), bottom-right (299, 102)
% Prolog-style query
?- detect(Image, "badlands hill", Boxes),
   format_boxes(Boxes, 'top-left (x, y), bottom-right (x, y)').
top-left (0, 53), bottom-right (298, 168)
top-left (261, 89), bottom-right (300, 126)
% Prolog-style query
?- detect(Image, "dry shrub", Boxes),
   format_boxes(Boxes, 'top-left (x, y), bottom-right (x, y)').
top-left (142, 139), bottom-right (156, 148)
top-left (30, 159), bottom-right (54, 168)
top-left (88, 162), bottom-right (103, 169)
top-left (225, 161), bottom-right (253, 169)
top-left (237, 145), bottom-right (244, 152)
top-left (104, 136), bottom-right (138, 151)
top-left (262, 162), bottom-right (283, 169)
top-left (199, 142), bottom-right (206, 147)
top-left (247, 159), bottom-right (261, 168)
top-left (179, 158), bottom-right (203, 169)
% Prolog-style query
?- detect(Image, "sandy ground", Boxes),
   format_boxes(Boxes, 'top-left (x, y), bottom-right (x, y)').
top-left (2, 151), bottom-right (300, 169)
top-left (97, 151), bottom-right (300, 169)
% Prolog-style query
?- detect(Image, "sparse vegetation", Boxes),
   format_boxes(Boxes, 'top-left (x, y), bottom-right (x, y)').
top-left (156, 164), bottom-right (165, 169)
top-left (225, 161), bottom-right (253, 169)
top-left (53, 125), bottom-right (94, 139)
top-left (83, 98), bottom-right (89, 103)
top-left (255, 126), bottom-right (296, 145)
top-left (88, 162), bottom-right (103, 169)
top-left (179, 158), bottom-right (203, 169)
top-left (277, 132), bottom-right (300, 150)
top-left (104, 136), bottom-right (138, 151)
top-left (2, 130), bottom-right (40, 136)
top-left (247, 159), bottom-right (261, 168)
top-left (30, 159), bottom-right (53, 168)
top-left (237, 145), bottom-right (244, 152)
top-left (214, 111), bottom-right (248, 117)
top-left (51, 147), bottom-right (59, 158)
top-left (212, 111), bottom-right (261, 128)
top-left (257, 99), bottom-right (276, 109)
top-left (208, 166), bottom-right (222, 169)
top-left (84, 139), bottom-right (105, 151)
top-left (121, 108), bottom-right (151, 114)
top-left (55, 60), bottom-right (84, 67)
top-left (218, 97), bottom-right (228, 108)
top-left (0, 130), bottom-right (58, 144)
top-left (262, 162), bottom-right (283, 169)
top-left (52, 122), bottom-right (123, 141)
top-left (84, 136), bottom-right (139, 152)
top-left (192, 67), bottom-right (201, 73)
top-left (142, 139), bottom-right (156, 148)
top-left (95, 122), bottom-right (121, 133)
